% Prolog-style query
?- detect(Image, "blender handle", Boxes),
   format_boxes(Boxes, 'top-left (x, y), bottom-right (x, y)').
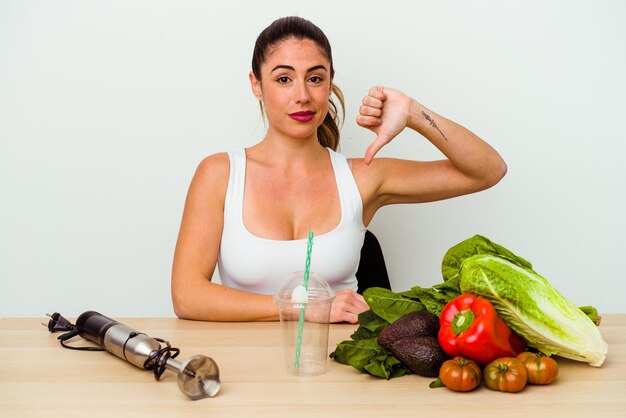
top-left (75, 310), bottom-right (120, 346)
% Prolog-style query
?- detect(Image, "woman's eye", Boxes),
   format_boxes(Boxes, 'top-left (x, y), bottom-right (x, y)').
top-left (309, 76), bottom-right (323, 83)
top-left (277, 76), bottom-right (290, 84)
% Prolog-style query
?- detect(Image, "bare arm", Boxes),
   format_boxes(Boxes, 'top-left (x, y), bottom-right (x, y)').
top-left (171, 153), bottom-right (279, 321)
top-left (352, 86), bottom-right (507, 223)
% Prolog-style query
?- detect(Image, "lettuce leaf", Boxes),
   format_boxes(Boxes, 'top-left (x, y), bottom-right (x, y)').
top-left (458, 253), bottom-right (608, 367)
top-left (442, 234), bottom-right (534, 282)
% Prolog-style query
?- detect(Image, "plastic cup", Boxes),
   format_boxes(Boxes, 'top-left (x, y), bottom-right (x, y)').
top-left (273, 271), bottom-right (335, 376)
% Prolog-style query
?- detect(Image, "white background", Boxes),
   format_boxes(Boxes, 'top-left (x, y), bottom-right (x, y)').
top-left (1, 0), bottom-right (624, 317)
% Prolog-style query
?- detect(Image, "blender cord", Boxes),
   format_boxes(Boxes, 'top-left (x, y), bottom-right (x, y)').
top-left (143, 337), bottom-right (180, 380)
top-left (44, 312), bottom-right (105, 351)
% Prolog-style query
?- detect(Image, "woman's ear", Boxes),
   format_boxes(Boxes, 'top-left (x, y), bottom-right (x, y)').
top-left (249, 71), bottom-right (263, 100)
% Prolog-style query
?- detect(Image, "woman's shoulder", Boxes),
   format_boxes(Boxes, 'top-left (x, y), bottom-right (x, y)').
top-left (197, 152), bottom-right (230, 172)
top-left (191, 152), bottom-right (231, 193)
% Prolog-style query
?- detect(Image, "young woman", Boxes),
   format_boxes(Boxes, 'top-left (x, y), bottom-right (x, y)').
top-left (171, 17), bottom-right (506, 323)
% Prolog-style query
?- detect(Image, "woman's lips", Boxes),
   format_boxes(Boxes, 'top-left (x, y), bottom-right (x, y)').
top-left (288, 111), bottom-right (315, 122)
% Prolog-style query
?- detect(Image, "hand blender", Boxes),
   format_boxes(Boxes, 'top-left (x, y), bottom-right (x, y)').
top-left (45, 311), bottom-right (221, 400)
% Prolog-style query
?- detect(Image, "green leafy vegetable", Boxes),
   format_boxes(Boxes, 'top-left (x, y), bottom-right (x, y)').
top-left (450, 236), bottom-right (608, 367)
top-left (408, 278), bottom-right (461, 316)
top-left (579, 305), bottom-right (601, 326)
top-left (330, 310), bottom-right (411, 379)
top-left (362, 287), bottom-right (424, 323)
top-left (442, 234), bottom-right (534, 282)
top-left (349, 310), bottom-right (389, 341)
top-left (330, 337), bottom-right (411, 379)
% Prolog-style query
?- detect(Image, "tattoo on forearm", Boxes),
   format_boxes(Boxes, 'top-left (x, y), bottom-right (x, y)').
top-left (421, 111), bottom-right (448, 141)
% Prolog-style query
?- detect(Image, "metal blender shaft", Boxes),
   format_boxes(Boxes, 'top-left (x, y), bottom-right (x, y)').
top-left (167, 354), bottom-right (221, 400)
top-left (165, 357), bottom-right (194, 376)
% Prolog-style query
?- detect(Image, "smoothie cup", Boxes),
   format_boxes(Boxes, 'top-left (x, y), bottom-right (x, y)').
top-left (273, 272), bottom-right (335, 376)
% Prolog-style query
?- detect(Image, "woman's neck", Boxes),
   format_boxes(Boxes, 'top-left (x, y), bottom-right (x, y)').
top-left (247, 131), bottom-right (328, 171)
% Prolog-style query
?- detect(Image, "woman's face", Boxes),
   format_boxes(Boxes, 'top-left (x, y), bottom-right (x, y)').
top-left (250, 37), bottom-right (333, 141)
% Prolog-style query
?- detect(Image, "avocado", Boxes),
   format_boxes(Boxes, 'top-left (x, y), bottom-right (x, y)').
top-left (388, 336), bottom-right (448, 378)
top-left (377, 311), bottom-right (440, 350)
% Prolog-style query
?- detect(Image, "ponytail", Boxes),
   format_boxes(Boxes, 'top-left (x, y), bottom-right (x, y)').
top-left (317, 84), bottom-right (345, 151)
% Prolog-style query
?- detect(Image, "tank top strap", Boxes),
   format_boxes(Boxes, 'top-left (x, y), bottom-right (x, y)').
top-left (327, 148), bottom-right (364, 225)
top-left (224, 149), bottom-right (246, 224)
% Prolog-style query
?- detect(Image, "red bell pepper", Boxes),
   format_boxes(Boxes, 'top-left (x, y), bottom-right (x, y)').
top-left (438, 294), bottom-right (526, 365)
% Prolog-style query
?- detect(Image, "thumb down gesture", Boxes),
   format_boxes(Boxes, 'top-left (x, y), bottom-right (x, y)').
top-left (356, 86), bottom-right (414, 165)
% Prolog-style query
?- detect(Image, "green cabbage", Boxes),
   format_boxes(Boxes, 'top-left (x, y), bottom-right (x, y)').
top-left (449, 236), bottom-right (608, 367)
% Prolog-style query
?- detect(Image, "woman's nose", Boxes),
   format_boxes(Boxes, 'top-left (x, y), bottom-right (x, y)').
top-left (294, 82), bottom-right (310, 103)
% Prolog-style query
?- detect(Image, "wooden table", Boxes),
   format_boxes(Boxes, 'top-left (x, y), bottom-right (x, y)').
top-left (1, 315), bottom-right (624, 417)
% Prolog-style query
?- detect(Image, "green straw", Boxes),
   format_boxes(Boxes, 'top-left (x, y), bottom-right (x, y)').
top-left (294, 230), bottom-right (314, 370)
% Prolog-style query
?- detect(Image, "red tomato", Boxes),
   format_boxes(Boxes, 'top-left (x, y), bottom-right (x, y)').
top-left (517, 352), bottom-right (559, 385)
top-left (439, 356), bottom-right (482, 392)
top-left (483, 357), bottom-right (528, 393)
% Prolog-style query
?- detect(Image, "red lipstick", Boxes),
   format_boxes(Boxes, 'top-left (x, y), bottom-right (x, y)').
top-left (288, 111), bottom-right (315, 122)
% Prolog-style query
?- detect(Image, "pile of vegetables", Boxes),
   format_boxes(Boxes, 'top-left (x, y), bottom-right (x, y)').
top-left (432, 293), bottom-right (560, 393)
top-left (330, 235), bottom-right (608, 387)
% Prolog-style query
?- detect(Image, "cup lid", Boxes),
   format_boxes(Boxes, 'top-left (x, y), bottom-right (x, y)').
top-left (273, 271), bottom-right (335, 305)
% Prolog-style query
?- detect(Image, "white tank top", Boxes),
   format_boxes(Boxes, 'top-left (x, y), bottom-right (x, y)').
top-left (217, 148), bottom-right (366, 295)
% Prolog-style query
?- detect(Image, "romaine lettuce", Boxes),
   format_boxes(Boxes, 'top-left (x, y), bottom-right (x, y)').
top-left (450, 236), bottom-right (608, 367)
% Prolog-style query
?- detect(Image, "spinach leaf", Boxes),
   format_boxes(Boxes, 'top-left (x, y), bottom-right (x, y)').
top-left (329, 337), bottom-right (410, 379)
top-left (363, 287), bottom-right (425, 323)
top-left (403, 275), bottom-right (462, 315)
top-left (409, 286), bottom-right (456, 316)
top-left (365, 350), bottom-right (411, 379)
top-left (350, 310), bottom-right (389, 341)
top-left (433, 274), bottom-right (462, 296)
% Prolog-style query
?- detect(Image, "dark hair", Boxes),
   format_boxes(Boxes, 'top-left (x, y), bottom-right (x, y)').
top-left (252, 16), bottom-right (345, 151)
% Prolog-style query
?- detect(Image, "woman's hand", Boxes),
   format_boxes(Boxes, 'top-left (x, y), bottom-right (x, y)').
top-left (357, 86), bottom-right (415, 165)
top-left (330, 289), bottom-right (370, 323)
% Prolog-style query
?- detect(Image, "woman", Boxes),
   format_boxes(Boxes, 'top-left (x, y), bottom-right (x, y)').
top-left (171, 17), bottom-right (506, 323)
